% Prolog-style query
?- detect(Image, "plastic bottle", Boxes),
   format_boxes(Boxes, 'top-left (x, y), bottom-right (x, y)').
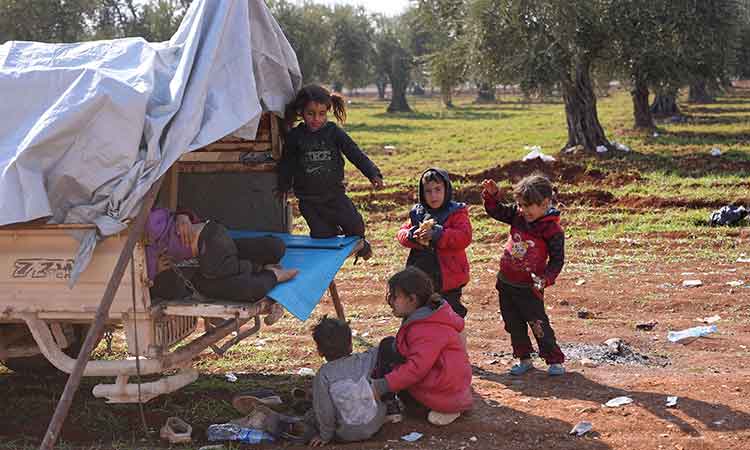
top-left (207, 424), bottom-right (275, 444)
top-left (667, 324), bottom-right (718, 343)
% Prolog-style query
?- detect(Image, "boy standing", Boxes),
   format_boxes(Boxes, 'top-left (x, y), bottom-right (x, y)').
top-left (396, 168), bottom-right (472, 317)
top-left (308, 317), bottom-right (388, 446)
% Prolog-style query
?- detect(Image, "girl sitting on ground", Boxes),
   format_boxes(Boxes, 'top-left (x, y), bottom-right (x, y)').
top-left (370, 267), bottom-right (473, 426)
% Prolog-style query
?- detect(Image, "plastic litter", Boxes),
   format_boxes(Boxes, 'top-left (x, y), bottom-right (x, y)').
top-left (225, 373), bottom-right (238, 383)
top-left (401, 432), bottom-right (423, 442)
top-left (666, 396), bottom-right (678, 408)
top-left (709, 205), bottom-right (747, 227)
top-left (727, 280), bottom-right (744, 287)
top-left (710, 147), bottom-right (722, 156)
top-left (604, 338), bottom-right (623, 355)
top-left (614, 141), bottom-right (631, 152)
top-left (738, 256), bottom-right (750, 263)
top-left (207, 424), bottom-right (275, 443)
top-left (522, 146), bottom-right (555, 162)
top-left (469, 436), bottom-right (478, 442)
top-left (682, 279), bottom-right (703, 288)
top-left (701, 315), bottom-right (721, 324)
top-left (160, 417), bottom-right (193, 444)
top-left (667, 324), bottom-right (718, 343)
top-left (575, 279), bottom-right (586, 286)
top-left (384, 145), bottom-right (396, 150)
top-left (569, 421), bottom-right (593, 436)
top-left (653, 132), bottom-right (660, 137)
top-left (595, 145), bottom-right (608, 153)
top-left (297, 367), bottom-right (315, 376)
top-left (604, 396), bottom-right (633, 408)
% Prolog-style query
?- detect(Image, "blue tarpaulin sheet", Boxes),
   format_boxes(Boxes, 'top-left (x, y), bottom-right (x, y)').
top-left (228, 231), bottom-right (360, 321)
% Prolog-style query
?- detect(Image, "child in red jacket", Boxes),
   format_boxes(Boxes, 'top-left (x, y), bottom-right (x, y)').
top-left (371, 267), bottom-right (473, 427)
top-left (396, 168), bottom-right (472, 317)
top-left (482, 174), bottom-right (566, 376)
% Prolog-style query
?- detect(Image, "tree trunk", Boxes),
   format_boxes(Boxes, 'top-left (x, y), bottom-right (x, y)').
top-left (376, 80), bottom-right (387, 100)
top-left (474, 83), bottom-right (496, 103)
top-left (441, 82), bottom-right (454, 108)
top-left (688, 80), bottom-right (714, 103)
top-left (562, 61), bottom-right (610, 151)
top-left (387, 53), bottom-right (412, 113)
top-left (631, 78), bottom-right (654, 129)
top-left (650, 92), bottom-right (679, 117)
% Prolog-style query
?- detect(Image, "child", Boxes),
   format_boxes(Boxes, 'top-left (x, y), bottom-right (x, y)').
top-left (145, 208), bottom-right (298, 324)
top-left (371, 267), bottom-right (472, 427)
top-left (396, 168), bottom-right (472, 317)
top-left (481, 174), bottom-right (566, 376)
top-left (278, 85), bottom-right (383, 259)
top-left (307, 317), bottom-right (389, 446)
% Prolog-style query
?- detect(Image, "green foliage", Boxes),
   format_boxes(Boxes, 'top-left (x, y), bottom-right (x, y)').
top-left (328, 5), bottom-right (373, 90)
top-left (0, 0), bottom-right (97, 42)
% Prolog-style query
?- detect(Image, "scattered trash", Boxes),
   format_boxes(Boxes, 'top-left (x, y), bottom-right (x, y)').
top-left (580, 357), bottom-right (598, 368)
top-left (653, 132), bottom-right (660, 137)
top-left (225, 373), bottom-right (238, 383)
top-left (713, 419), bottom-right (726, 426)
top-left (710, 147), bottom-right (722, 156)
top-left (569, 421), bottom-right (593, 436)
top-left (613, 141), bottom-right (631, 152)
top-left (297, 368), bottom-right (315, 376)
top-left (564, 145), bottom-right (584, 154)
top-left (160, 417), bottom-right (193, 444)
top-left (700, 315), bottom-right (721, 324)
top-left (682, 279), bottom-right (703, 288)
top-left (667, 324), bottom-right (718, 343)
top-left (575, 279), bottom-right (586, 286)
top-left (401, 432), bottom-right (423, 442)
top-left (384, 145), bottom-right (396, 150)
top-left (561, 342), bottom-right (669, 367)
top-left (738, 256), bottom-right (750, 263)
top-left (727, 280), bottom-right (745, 287)
top-left (636, 320), bottom-right (658, 331)
top-left (595, 145), bottom-right (608, 153)
top-left (604, 396), bottom-right (633, 408)
top-left (577, 308), bottom-right (592, 319)
top-left (558, 299), bottom-right (570, 306)
top-left (361, 331), bottom-right (370, 337)
top-left (604, 338), bottom-right (623, 355)
top-left (522, 146), bottom-right (556, 162)
top-left (469, 436), bottom-right (478, 442)
top-left (485, 359), bottom-right (499, 365)
top-left (666, 396), bottom-right (678, 408)
top-left (207, 424), bottom-right (275, 444)
top-left (709, 205), bottom-right (747, 227)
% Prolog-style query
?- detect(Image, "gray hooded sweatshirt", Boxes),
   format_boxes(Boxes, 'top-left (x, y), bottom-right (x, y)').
top-left (312, 347), bottom-right (387, 443)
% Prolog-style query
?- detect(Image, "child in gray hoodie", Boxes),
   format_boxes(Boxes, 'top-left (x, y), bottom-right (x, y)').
top-left (307, 317), bottom-right (389, 446)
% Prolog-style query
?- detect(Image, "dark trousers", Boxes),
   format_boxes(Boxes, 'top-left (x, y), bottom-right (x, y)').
top-left (152, 223), bottom-right (285, 303)
top-left (298, 193), bottom-right (365, 238)
top-left (372, 337), bottom-right (424, 412)
top-left (497, 280), bottom-right (565, 364)
top-left (442, 288), bottom-right (467, 318)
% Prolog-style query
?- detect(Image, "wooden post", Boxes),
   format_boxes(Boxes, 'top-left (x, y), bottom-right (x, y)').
top-left (40, 176), bottom-right (164, 450)
top-left (328, 281), bottom-right (346, 321)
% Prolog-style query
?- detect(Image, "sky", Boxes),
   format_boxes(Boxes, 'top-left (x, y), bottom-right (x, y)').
top-left (295, 0), bottom-right (411, 16)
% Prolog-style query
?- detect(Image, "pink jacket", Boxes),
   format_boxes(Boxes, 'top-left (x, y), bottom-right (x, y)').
top-left (384, 301), bottom-right (473, 413)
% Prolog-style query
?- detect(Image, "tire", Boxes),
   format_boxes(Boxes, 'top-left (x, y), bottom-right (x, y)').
top-left (1, 323), bottom-right (92, 376)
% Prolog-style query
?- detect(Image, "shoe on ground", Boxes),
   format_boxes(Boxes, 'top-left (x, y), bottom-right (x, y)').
top-left (509, 359), bottom-right (533, 376)
top-left (547, 363), bottom-right (565, 376)
top-left (355, 240), bottom-right (373, 261)
top-left (427, 410), bottom-right (461, 426)
top-left (159, 417), bottom-right (192, 444)
top-left (385, 397), bottom-right (404, 423)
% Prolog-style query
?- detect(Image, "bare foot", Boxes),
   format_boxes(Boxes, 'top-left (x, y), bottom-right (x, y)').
top-left (269, 266), bottom-right (299, 283)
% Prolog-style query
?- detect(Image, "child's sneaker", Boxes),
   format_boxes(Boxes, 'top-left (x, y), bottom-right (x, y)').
top-left (354, 239), bottom-right (373, 264)
top-left (384, 397), bottom-right (404, 424)
top-left (547, 363), bottom-right (565, 376)
top-left (509, 359), bottom-right (533, 375)
top-left (427, 410), bottom-right (461, 426)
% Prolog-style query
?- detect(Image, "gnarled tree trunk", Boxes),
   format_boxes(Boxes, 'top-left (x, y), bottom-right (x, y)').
top-left (562, 61), bottom-right (610, 151)
top-left (688, 80), bottom-right (714, 103)
top-left (650, 92), bottom-right (679, 117)
top-left (474, 83), bottom-right (496, 103)
top-left (375, 80), bottom-right (387, 100)
top-left (440, 82), bottom-right (454, 108)
top-left (631, 78), bottom-right (654, 129)
top-left (387, 54), bottom-right (412, 113)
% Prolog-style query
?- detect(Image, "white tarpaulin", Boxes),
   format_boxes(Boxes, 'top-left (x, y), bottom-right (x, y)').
top-left (0, 0), bottom-right (301, 282)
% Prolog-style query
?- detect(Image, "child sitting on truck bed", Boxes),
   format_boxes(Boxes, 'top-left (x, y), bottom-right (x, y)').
top-left (145, 208), bottom-right (298, 324)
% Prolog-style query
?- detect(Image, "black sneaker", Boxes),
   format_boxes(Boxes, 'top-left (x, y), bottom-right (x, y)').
top-left (354, 240), bottom-right (373, 264)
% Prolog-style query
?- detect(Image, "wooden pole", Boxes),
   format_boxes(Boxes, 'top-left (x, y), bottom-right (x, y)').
top-left (40, 176), bottom-right (164, 450)
top-left (328, 281), bottom-right (346, 322)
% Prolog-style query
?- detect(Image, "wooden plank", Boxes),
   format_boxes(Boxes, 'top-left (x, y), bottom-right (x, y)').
top-left (270, 114), bottom-right (282, 160)
top-left (328, 281), bottom-right (346, 321)
top-left (176, 162), bottom-right (277, 173)
top-left (196, 141), bottom-right (271, 152)
top-left (40, 176), bottom-right (164, 450)
top-left (156, 165), bottom-right (179, 210)
top-left (179, 152), bottom-right (246, 163)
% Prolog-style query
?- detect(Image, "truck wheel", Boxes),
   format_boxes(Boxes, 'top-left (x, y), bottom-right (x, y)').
top-left (1, 324), bottom-right (92, 376)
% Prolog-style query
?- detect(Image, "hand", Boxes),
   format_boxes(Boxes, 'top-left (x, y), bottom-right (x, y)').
top-left (371, 382), bottom-right (380, 400)
top-left (175, 214), bottom-right (193, 248)
top-left (309, 435), bottom-right (327, 447)
top-left (482, 179), bottom-right (499, 196)
top-left (370, 176), bottom-right (384, 190)
top-left (415, 228), bottom-right (433, 242)
top-left (156, 250), bottom-right (172, 274)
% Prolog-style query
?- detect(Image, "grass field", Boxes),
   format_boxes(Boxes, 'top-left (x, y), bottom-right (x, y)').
top-left (1, 87), bottom-right (749, 449)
